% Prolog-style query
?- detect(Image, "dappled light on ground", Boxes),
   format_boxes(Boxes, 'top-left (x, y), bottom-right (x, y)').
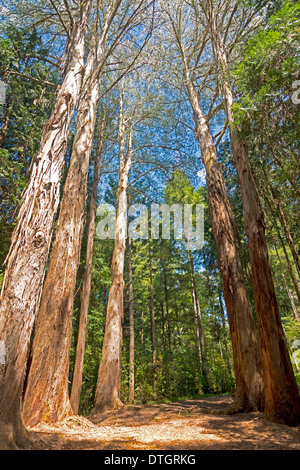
top-left (27, 396), bottom-right (300, 450)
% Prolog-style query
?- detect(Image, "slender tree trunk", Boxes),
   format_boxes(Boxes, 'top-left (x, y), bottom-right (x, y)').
top-left (91, 102), bottom-right (133, 415)
top-left (185, 240), bottom-right (209, 391)
top-left (182, 51), bottom-right (264, 413)
top-left (275, 198), bottom-right (300, 279)
top-left (70, 120), bottom-right (105, 415)
top-left (23, 46), bottom-right (100, 426)
top-left (162, 259), bottom-right (172, 362)
top-left (128, 235), bottom-right (135, 404)
top-left (210, 22), bottom-right (300, 424)
top-left (0, 98), bottom-right (14, 147)
top-left (217, 286), bottom-right (234, 380)
top-left (0, 4), bottom-right (91, 448)
top-left (141, 311), bottom-right (144, 344)
top-left (148, 236), bottom-right (157, 387)
top-left (262, 188), bottom-right (300, 305)
top-left (160, 301), bottom-right (166, 350)
top-left (266, 214), bottom-right (300, 325)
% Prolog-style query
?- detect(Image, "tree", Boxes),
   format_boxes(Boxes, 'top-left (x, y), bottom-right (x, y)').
top-left (162, 1), bottom-right (264, 412)
top-left (0, 0), bottom-right (92, 448)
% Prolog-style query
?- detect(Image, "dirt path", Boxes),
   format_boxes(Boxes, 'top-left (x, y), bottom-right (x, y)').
top-left (28, 395), bottom-right (300, 450)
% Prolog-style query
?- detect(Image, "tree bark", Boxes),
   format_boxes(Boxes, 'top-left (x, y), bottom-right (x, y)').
top-left (148, 236), bottom-right (157, 388)
top-left (0, 3), bottom-right (91, 448)
top-left (210, 20), bottom-right (300, 424)
top-left (182, 51), bottom-right (264, 413)
top-left (70, 120), bottom-right (105, 415)
top-left (128, 235), bottom-right (135, 404)
top-left (91, 100), bottom-right (133, 415)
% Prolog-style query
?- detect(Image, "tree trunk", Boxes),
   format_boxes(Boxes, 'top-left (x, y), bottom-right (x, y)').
top-left (210, 23), bottom-right (300, 424)
top-left (266, 213), bottom-right (300, 326)
top-left (277, 200), bottom-right (300, 279)
top-left (128, 235), bottom-right (135, 404)
top-left (148, 236), bottom-right (157, 388)
top-left (261, 187), bottom-right (300, 306)
top-left (70, 120), bottom-right (105, 415)
top-left (185, 239), bottom-right (209, 391)
top-left (0, 4), bottom-right (91, 448)
top-left (0, 98), bottom-right (14, 147)
top-left (217, 286), bottom-right (234, 380)
top-left (183, 53), bottom-right (264, 413)
top-left (91, 101), bottom-right (132, 415)
top-left (162, 259), bottom-right (172, 362)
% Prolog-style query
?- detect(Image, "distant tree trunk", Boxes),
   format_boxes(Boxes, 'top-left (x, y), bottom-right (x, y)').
top-left (217, 286), bottom-right (234, 380)
top-left (148, 236), bottom-right (157, 387)
top-left (22, 45), bottom-right (100, 427)
top-left (210, 21), bottom-right (300, 424)
top-left (91, 99), bottom-right (133, 415)
top-left (141, 311), bottom-right (144, 344)
top-left (0, 98), bottom-right (14, 147)
top-left (70, 120), bottom-right (105, 415)
top-left (0, 4), bottom-right (91, 448)
top-left (128, 235), bottom-right (135, 404)
top-left (185, 239), bottom-right (209, 391)
top-left (182, 50), bottom-right (264, 413)
top-left (261, 196), bottom-right (300, 326)
top-left (262, 182), bottom-right (300, 306)
top-left (160, 301), bottom-right (166, 350)
top-left (162, 259), bottom-right (172, 362)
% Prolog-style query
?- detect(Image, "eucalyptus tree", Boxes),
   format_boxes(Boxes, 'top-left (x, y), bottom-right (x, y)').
top-left (194, 0), bottom-right (300, 425)
top-left (159, 0), bottom-right (264, 413)
top-left (0, 0), bottom-right (93, 448)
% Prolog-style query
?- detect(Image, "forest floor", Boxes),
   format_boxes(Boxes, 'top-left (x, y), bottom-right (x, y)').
top-left (27, 395), bottom-right (300, 450)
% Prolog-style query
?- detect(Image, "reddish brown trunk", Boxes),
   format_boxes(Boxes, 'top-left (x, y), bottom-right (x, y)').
top-left (0, 4), bottom-right (91, 448)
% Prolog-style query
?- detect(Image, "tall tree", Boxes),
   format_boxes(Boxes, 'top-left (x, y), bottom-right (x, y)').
top-left (91, 90), bottom-right (133, 413)
top-left (202, 0), bottom-right (300, 424)
top-left (0, 0), bottom-right (92, 448)
top-left (163, 2), bottom-right (264, 412)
